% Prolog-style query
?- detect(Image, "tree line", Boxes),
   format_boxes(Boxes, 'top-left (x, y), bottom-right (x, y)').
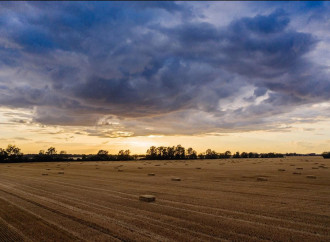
top-left (2, 143), bottom-right (327, 163)
top-left (146, 146), bottom-right (284, 160)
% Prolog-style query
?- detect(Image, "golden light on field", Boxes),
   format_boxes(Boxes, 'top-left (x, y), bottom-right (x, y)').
top-left (0, 156), bottom-right (329, 240)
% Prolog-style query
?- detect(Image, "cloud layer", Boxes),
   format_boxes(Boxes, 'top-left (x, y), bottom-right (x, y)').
top-left (0, 2), bottom-right (329, 137)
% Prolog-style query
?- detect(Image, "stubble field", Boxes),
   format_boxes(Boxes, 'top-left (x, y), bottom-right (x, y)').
top-left (0, 156), bottom-right (329, 241)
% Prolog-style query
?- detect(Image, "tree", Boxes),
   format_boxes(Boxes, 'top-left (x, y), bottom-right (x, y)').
top-left (167, 146), bottom-right (175, 159)
top-left (233, 151), bottom-right (240, 158)
top-left (224, 151), bottom-right (231, 158)
top-left (124, 150), bottom-right (130, 156)
top-left (118, 149), bottom-right (131, 160)
top-left (157, 146), bottom-right (165, 159)
top-left (187, 147), bottom-right (197, 159)
top-left (96, 150), bottom-right (109, 161)
top-left (0, 148), bottom-right (8, 162)
top-left (175, 145), bottom-right (185, 159)
top-left (46, 147), bottom-right (57, 156)
top-left (6, 144), bottom-right (22, 161)
top-left (146, 146), bottom-right (157, 159)
top-left (97, 150), bottom-right (108, 156)
top-left (240, 152), bottom-right (248, 158)
top-left (205, 149), bottom-right (218, 159)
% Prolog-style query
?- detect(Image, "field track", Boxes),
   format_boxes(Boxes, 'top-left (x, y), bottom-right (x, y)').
top-left (0, 156), bottom-right (329, 241)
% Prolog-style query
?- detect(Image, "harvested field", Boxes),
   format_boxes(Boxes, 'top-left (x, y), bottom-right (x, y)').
top-left (0, 156), bottom-right (329, 241)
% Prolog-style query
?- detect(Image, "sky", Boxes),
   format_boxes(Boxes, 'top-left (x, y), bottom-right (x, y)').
top-left (0, 1), bottom-right (329, 154)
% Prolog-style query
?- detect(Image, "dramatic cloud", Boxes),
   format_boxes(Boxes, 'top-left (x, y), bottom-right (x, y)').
top-left (0, 2), bottom-right (329, 137)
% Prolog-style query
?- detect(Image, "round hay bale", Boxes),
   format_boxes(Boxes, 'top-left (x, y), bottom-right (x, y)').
top-left (306, 175), bottom-right (316, 179)
top-left (148, 173), bottom-right (155, 176)
top-left (257, 177), bottom-right (268, 181)
top-left (171, 178), bottom-right (181, 181)
top-left (195, 167), bottom-right (202, 170)
top-left (139, 195), bottom-right (156, 202)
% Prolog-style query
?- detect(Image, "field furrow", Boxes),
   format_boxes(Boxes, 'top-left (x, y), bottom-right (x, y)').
top-left (0, 156), bottom-right (329, 241)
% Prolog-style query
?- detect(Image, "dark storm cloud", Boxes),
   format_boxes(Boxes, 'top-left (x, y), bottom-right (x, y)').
top-left (0, 2), bottom-right (329, 136)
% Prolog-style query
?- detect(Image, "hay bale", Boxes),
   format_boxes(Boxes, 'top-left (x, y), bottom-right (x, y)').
top-left (195, 167), bottom-right (202, 170)
top-left (296, 167), bottom-right (303, 170)
top-left (171, 178), bottom-right (181, 181)
top-left (293, 172), bottom-right (301, 175)
top-left (42, 173), bottom-right (48, 176)
top-left (148, 173), bottom-right (155, 176)
top-left (278, 169), bottom-right (286, 172)
top-left (257, 177), bottom-right (268, 181)
top-left (138, 167), bottom-right (143, 169)
top-left (58, 172), bottom-right (64, 174)
top-left (306, 175), bottom-right (316, 179)
top-left (155, 164), bottom-right (161, 167)
top-left (46, 168), bottom-right (51, 170)
top-left (139, 195), bottom-right (156, 202)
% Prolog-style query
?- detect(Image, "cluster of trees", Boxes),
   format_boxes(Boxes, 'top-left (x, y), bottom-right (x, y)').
top-left (0, 145), bottom-right (23, 162)
top-left (0, 145), bottom-right (73, 163)
top-left (79, 149), bottom-right (135, 161)
top-left (198, 149), bottom-right (232, 159)
top-left (145, 146), bottom-right (283, 160)
top-left (33, 147), bottom-right (72, 162)
top-left (231, 151), bottom-right (284, 158)
top-left (146, 145), bottom-right (197, 160)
